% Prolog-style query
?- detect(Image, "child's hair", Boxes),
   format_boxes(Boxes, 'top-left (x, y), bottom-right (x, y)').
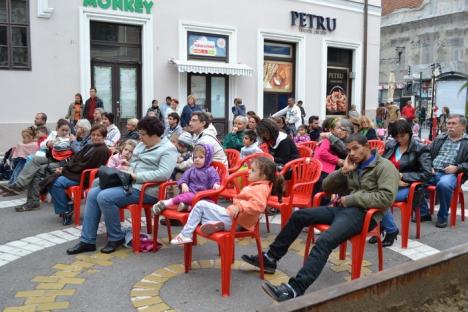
top-left (297, 125), bottom-right (307, 132)
top-left (22, 128), bottom-right (35, 139)
top-left (193, 144), bottom-right (206, 158)
top-left (252, 157), bottom-right (284, 200)
top-left (122, 139), bottom-right (137, 150)
top-left (244, 129), bottom-right (257, 143)
top-left (35, 126), bottom-right (48, 137)
top-left (127, 118), bottom-right (139, 127)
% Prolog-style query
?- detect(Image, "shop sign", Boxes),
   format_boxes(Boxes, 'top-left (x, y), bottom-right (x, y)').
top-left (188, 33), bottom-right (227, 59)
top-left (291, 11), bottom-right (336, 34)
top-left (326, 67), bottom-right (349, 116)
top-left (83, 0), bottom-right (154, 14)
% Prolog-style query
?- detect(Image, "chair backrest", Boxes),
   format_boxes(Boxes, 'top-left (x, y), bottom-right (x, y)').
top-left (282, 158), bottom-right (322, 196)
top-left (368, 139), bottom-right (385, 155)
top-left (297, 141), bottom-right (317, 154)
top-left (80, 168), bottom-right (99, 191)
top-left (224, 169), bottom-right (250, 195)
top-left (225, 149), bottom-right (241, 170)
top-left (297, 145), bottom-right (314, 158)
top-left (211, 161), bottom-right (228, 184)
top-left (240, 152), bottom-right (274, 169)
top-left (259, 143), bottom-right (269, 153)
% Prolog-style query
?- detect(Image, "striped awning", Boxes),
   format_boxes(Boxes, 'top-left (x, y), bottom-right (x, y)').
top-left (170, 59), bottom-right (253, 77)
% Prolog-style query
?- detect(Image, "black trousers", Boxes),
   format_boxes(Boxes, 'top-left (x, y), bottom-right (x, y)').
top-left (268, 206), bottom-right (373, 295)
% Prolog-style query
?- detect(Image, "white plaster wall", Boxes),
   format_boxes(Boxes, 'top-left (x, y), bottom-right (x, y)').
top-left (0, 0), bottom-right (380, 151)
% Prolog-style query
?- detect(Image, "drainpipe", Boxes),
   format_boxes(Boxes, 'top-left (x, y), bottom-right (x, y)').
top-left (361, 0), bottom-right (368, 115)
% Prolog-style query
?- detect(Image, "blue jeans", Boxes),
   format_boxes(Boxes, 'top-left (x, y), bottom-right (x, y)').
top-left (380, 188), bottom-right (409, 234)
top-left (268, 206), bottom-right (373, 295)
top-left (49, 176), bottom-right (79, 214)
top-left (80, 186), bottom-right (157, 244)
top-left (8, 158), bottom-right (26, 185)
top-left (420, 172), bottom-right (457, 223)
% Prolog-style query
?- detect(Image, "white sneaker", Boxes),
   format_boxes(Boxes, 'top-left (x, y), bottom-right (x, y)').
top-left (170, 233), bottom-right (193, 245)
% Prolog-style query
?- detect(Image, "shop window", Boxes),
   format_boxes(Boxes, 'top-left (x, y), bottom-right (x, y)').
top-left (326, 47), bottom-right (353, 116)
top-left (0, 0), bottom-right (30, 70)
top-left (187, 31), bottom-right (228, 62)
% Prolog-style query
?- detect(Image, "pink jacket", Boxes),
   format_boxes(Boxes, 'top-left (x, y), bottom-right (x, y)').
top-left (315, 138), bottom-right (339, 174)
top-left (226, 180), bottom-right (272, 230)
top-left (106, 153), bottom-right (129, 171)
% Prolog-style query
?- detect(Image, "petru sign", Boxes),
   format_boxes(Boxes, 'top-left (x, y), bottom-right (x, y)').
top-left (291, 11), bottom-right (336, 34)
top-left (83, 0), bottom-right (154, 14)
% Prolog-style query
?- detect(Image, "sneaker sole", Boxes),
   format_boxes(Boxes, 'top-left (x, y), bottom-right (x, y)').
top-left (200, 222), bottom-right (224, 235)
top-left (241, 255), bottom-right (276, 274)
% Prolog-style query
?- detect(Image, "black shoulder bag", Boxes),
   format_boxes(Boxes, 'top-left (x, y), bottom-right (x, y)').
top-left (98, 165), bottom-right (133, 195)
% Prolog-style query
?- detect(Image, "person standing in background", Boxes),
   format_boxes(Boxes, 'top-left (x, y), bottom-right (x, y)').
top-left (65, 93), bottom-right (83, 126)
top-left (181, 95), bottom-right (202, 127)
top-left (272, 98), bottom-right (301, 136)
top-left (147, 100), bottom-right (164, 121)
top-left (83, 87), bottom-right (103, 124)
top-left (297, 100), bottom-right (306, 125)
top-left (232, 98), bottom-right (246, 118)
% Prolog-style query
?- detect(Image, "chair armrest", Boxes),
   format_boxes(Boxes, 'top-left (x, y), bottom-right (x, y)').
top-left (229, 163), bottom-right (242, 174)
top-left (80, 168), bottom-right (99, 189)
top-left (362, 208), bottom-right (381, 235)
top-left (457, 172), bottom-right (464, 187)
top-left (312, 192), bottom-right (330, 207)
top-left (406, 181), bottom-right (423, 207)
top-left (192, 189), bottom-right (222, 206)
top-left (139, 181), bottom-right (163, 205)
top-left (158, 181), bottom-right (177, 200)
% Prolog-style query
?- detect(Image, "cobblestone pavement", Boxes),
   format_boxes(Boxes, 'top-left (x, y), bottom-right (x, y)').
top-left (1, 179), bottom-right (468, 312)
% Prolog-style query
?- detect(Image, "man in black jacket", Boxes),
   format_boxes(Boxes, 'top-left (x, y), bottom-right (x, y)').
top-left (420, 114), bottom-right (468, 228)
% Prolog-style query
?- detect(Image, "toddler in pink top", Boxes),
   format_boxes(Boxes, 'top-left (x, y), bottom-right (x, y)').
top-left (106, 140), bottom-right (137, 171)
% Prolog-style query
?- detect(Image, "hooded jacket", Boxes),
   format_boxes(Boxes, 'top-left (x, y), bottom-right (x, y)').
top-left (177, 144), bottom-right (221, 193)
top-left (193, 128), bottom-right (228, 166)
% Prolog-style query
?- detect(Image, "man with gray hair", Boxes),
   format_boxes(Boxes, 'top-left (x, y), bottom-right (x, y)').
top-left (419, 114), bottom-right (468, 228)
top-left (71, 119), bottom-right (92, 153)
top-left (223, 116), bottom-right (248, 151)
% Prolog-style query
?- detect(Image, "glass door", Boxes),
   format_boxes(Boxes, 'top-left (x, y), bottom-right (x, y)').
top-left (188, 74), bottom-right (229, 137)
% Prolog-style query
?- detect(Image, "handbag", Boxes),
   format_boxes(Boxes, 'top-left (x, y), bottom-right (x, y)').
top-left (98, 165), bottom-right (133, 195)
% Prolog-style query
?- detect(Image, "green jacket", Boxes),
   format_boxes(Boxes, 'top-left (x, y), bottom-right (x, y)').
top-left (322, 152), bottom-right (399, 220)
top-left (223, 130), bottom-right (244, 151)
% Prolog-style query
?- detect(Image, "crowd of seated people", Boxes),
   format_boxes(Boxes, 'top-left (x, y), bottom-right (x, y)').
top-left (3, 93), bottom-right (468, 304)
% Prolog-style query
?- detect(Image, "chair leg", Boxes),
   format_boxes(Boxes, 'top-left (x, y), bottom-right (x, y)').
top-left (166, 219), bottom-right (173, 242)
top-left (254, 230), bottom-right (264, 280)
top-left (450, 189), bottom-right (459, 228)
top-left (339, 242), bottom-right (347, 260)
top-left (184, 242), bottom-right (192, 273)
top-left (73, 191), bottom-right (81, 226)
top-left (400, 205), bottom-right (410, 249)
top-left (152, 215), bottom-right (160, 252)
top-left (220, 239), bottom-right (233, 297)
top-left (429, 190), bottom-right (435, 215)
top-left (415, 206), bottom-right (421, 239)
top-left (144, 207), bottom-right (152, 234)
top-left (129, 206), bottom-right (141, 253)
top-left (280, 205), bottom-right (292, 229)
top-left (376, 225), bottom-right (384, 272)
top-left (303, 226), bottom-right (314, 265)
top-left (350, 236), bottom-right (365, 280)
top-left (460, 191), bottom-right (465, 222)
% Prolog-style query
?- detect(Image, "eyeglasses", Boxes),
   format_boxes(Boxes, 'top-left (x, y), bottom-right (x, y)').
top-left (138, 131), bottom-right (148, 136)
top-left (339, 127), bottom-right (348, 132)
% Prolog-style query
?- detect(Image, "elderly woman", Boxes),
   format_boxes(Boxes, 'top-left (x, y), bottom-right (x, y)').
top-left (66, 116), bottom-right (178, 255)
top-left (223, 116), bottom-right (248, 151)
top-left (369, 119), bottom-right (431, 247)
top-left (102, 112), bottom-right (121, 147)
top-left (358, 116), bottom-right (378, 140)
top-left (48, 124), bottom-right (110, 225)
top-left (71, 119), bottom-right (92, 153)
top-left (256, 118), bottom-right (298, 167)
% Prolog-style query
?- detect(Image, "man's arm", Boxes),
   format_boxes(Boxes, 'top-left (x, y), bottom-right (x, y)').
top-left (272, 106), bottom-right (288, 118)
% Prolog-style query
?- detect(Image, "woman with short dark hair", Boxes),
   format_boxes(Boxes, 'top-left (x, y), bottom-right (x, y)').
top-left (101, 112), bottom-right (121, 147)
top-left (67, 116), bottom-right (178, 255)
top-left (369, 119), bottom-right (432, 247)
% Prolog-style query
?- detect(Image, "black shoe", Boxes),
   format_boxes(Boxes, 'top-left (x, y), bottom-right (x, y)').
top-left (66, 242), bottom-right (96, 255)
top-left (368, 227), bottom-right (385, 244)
top-left (382, 230), bottom-right (399, 247)
top-left (159, 219), bottom-right (183, 226)
top-left (15, 203), bottom-right (40, 212)
top-left (241, 253), bottom-right (277, 274)
top-left (435, 221), bottom-right (447, 228)
top-left (62, 211), bottom-right (73, 226)
top-left (262, 281), bottom-right (296, 302)
top-left (411, 214), bottom-right (432, 223)
top-left (101, 238), bottom-right (125, 254)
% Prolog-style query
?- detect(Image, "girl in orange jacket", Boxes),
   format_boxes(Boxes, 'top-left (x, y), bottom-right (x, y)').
top-left (171, 157), bottom-right (283, 245)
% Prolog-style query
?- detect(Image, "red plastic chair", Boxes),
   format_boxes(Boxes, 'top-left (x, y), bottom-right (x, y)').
top-left (297, 141), bottom-right (317, 155)
top-left (182, 170), bottom-right (265, 297)
top-left (259, 143), bottom-right (269, 153)
top-left (304, 192), bottom-right (383, 279)
top-left (120, 181), bottom-right (164, 253)
top-left (152, 161), bottom-right (228, 244)
top-left (427, 172), bottom-right (465, 228)
top-left (65, 168), bottom-right (99, 225)
top-left (265, 158), bottom-right (322, 231)
top-left (392, 182), bottom-right (422, 248)
top-left (225, 149), bottom-right (241, 174)
top-left (220, 153), bottom-right (274, 200)
top-left (297, 145), bottom-right (313, 158)
top-left (368, 139), bottom-right (385, 155)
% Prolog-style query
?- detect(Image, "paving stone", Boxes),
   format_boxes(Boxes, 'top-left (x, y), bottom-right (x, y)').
top-left (0, 252), bottom-right (20, 261)
top-left (3, 306), bottom-right (36, 312)
top-left (134, 281), bottom-right (163, 289)
top-left (138, 302), bottom-right (171, 312)
top-left (35, 301), bottom-right (69, 311)
top-left (44, 289), bottom-right (76, 296)
top-left (5, 248), bottom-right (33, 256)
top-left (131, 289), bottom-right (161, 297)
top-left (36, 282), bottom-right (66, 290)
top-left (53, 271), bottom-right (81, 278)
top-left (24, 296), bottom-right (56, 304)
top-left (18, 243), bottom-right (44, 252)
top-left (0, 245), bottom-right (17, 252)
top-left (32, 276), bottom-right (61, 283)
top-left (52, 264), bottom-right (83, 272)
top-left (132, 296), bottom-right (163, 308)
top-left (165, 264), bottom-right (185, 274)
top-left (15, 290), bottom-right (46, 297)
top-left (35, 234), bottom-right (67, 244)
top-left (5, 240), bottom-right (29, 248)
top-left (26, 239), bottom-right (55, 248)
top-left (0, 259), bottom-right (9, 267)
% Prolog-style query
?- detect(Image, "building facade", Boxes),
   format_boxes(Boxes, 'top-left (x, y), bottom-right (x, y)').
top-left (0, 0), bottom-right (381, 151)
top-left (379, 0), bottom-right (468, 114)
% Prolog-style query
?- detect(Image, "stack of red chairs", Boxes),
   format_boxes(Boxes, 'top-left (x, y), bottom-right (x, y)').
top-left (368, 139), bottom-right (385, 155)
top-left (297, 141), bottom-right (317, 155)
top-left (224, 149), bottom-right (241, 174)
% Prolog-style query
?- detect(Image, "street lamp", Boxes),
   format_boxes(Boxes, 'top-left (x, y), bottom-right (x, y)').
top-left (429, 63), bottom-right (442, 140)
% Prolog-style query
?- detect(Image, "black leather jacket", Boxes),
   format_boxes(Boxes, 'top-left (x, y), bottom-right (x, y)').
top-left (383, 138), bottom-right (432, 183)
top-left (430, 134), bottom-right (468, 177)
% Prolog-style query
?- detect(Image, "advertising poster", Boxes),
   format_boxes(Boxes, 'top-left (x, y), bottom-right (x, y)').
top-left (263, 60), bottom-right (293, 93)
top-left (326, 67), bottom-right (349, 115)
top-left (188, 33), bottom-right (227, 58)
